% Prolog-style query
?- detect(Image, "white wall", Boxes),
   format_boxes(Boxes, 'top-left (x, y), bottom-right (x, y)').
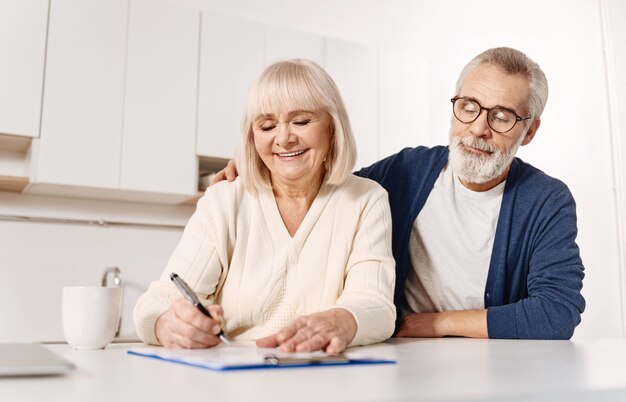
top-left (1, 0), bottom-right (624, 341)
top-left (0, 193), bottom-right (192, 342)
top-left (601, 0), bottom-right (626, 337)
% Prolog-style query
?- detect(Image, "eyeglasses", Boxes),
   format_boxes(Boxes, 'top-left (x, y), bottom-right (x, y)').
top-left (451, 96), bottom-right (531, 134)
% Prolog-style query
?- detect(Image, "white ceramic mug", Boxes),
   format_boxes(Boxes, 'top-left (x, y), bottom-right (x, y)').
top-left (62, 286), bottom-right (123, 350)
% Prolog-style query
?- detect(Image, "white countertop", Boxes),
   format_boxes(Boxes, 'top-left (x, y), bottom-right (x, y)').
top-left (3, 338), bottom-right (626, 402)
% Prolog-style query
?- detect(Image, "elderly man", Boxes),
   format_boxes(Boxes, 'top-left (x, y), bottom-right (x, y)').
top-left (356, 47), bottom-right (584, 339)
top-left (215, 47), bottom-right (585, 339)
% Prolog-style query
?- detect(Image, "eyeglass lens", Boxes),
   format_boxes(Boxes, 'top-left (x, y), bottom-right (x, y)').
top-left (452, 98), bottom-right (517, 133)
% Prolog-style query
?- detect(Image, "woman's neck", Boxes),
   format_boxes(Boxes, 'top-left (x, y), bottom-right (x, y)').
top-left (270, 169), bottom-right (324, 202)
top-left (270, 172), bottom-right (325, 237)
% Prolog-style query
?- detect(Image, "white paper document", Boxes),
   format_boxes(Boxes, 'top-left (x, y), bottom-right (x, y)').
top-left (128, 345), bottom-right (395, 371)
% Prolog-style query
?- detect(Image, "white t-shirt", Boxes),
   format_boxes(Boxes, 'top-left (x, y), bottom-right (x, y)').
top-left (404, 164), bottom-right (505, 314)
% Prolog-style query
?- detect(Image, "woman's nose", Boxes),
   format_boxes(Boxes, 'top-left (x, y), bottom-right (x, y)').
top-left (275, 121), bottom-right (295, 145)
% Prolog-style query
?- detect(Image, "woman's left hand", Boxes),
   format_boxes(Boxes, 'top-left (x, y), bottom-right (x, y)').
top-left (256, 308), bottom-right (357, 354)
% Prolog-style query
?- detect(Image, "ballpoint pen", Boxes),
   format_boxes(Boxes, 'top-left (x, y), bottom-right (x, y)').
top-left (170, 272), bottom-right (232, 346)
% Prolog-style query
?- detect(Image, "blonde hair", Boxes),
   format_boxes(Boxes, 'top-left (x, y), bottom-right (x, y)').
top-left (238, 59), bottom-right (357, 193)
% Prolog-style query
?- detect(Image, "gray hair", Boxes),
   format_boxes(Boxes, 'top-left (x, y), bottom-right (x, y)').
top-left (239, 59), bottom-right (357, 193)
top-left (455, 47), bottom-right (548, 120)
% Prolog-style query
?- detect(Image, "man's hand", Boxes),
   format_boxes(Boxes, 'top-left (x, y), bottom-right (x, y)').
top-left (256, 308), bottom-right (357, 354)
top-left (155, 298), bottom-right (226, 348)
top-left (396, 310), bottom-right (488, 338)
top-left (211, 160), bottom-right (238, 185)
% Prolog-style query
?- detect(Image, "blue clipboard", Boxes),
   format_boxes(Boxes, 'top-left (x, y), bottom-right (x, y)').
top-left (128, 346), bottom-right (395, 371)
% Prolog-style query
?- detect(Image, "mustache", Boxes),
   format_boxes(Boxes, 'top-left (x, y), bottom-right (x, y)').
top-left (456, 136), bottom-right (497, 153)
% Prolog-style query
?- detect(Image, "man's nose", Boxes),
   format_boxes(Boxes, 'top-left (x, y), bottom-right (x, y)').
top-left (469, 109), bottom-right (491, 137)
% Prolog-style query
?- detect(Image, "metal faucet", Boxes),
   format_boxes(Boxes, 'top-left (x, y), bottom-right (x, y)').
top-left (101, 267), bottom-right (122, 337)
top-left (101, 266), bottom-right (122, 287)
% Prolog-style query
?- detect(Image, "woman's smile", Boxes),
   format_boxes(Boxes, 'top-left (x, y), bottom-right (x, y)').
top-left (274, 148), bottom-right (309, 159)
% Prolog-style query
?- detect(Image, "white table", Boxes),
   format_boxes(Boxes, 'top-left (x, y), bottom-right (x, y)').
top-left (3, 338), bottom-right (626, 402)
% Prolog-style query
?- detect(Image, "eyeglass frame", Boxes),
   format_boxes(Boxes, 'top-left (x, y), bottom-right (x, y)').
top-left (450, 96), bottom-right (532, 134)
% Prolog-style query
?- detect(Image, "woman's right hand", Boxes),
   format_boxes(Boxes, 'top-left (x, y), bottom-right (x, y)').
top-left (155, 298), bottom-right (225, 348)
top-left (256, 308), bottom-right (357, 354)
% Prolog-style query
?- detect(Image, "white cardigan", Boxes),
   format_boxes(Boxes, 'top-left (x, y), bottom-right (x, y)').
top-left (134, 175), bottom-right (396, 346)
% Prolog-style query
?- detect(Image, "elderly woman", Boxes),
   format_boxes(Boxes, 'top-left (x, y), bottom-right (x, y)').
top-left (134, 59), bottom-right (395, 354)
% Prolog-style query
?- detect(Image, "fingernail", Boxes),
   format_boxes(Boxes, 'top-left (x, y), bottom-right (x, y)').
top-left (212, 326), bottom-right (221, 335)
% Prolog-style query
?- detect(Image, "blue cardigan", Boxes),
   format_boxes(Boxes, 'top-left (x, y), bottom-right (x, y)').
top-left (356, 146), bottom-right (585, 339)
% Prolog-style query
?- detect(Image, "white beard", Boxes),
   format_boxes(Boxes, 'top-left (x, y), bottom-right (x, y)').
top-left (448, 132), bottom-right (525, 184)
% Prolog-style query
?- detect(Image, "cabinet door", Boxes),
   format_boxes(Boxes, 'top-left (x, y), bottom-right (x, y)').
top-left (266, 27), bottom-right (325, 66)
top-left (196, 13), bottom-right (265, 159)
top-left (35, 0), bottom-right (127, 188)
top-left (121, 0), bottom-right (200, 195)
top-left (325, 39), bottom-right (378, 169)
top-left (0, 0), bottom-right (48, 137)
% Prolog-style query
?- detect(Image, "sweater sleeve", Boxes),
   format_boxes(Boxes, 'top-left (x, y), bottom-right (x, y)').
top-left (133, 188), bottom-right (227, 345)
top-left (487, 185), bottom-right (586, 339)
top-left (335, 187), bottom-right (397, 346)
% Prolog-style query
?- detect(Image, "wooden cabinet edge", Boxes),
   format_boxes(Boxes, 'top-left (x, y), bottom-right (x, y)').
top-left (0, 175), bottom-right (29, 193)
top-left (179, 191), bottom-right (204, 206)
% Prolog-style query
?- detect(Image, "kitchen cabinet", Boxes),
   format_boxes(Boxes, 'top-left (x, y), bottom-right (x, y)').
top-left (265, 27), bottom-right (325, 66)
top-left (325, 39), bottom-right (378, 169)
top-left (0, 0), bottom-right (49, 137)
top-left (24, 3), bottom-right (378, 200)
top-left (30, 0), bottom-right (199, 202)
top-left (196, 13), bottom-right (265, 160)
top-left (121, 0), bottom-right (199, 196)
top-left (33, 0), bottom-right (127, 189)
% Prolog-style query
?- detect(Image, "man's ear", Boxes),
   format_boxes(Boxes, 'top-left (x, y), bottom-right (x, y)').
top-left (521, 118), bottom-right (541, 146)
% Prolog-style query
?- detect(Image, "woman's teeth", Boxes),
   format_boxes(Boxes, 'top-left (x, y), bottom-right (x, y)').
top-left (278, 150), bottom-right (305, 157)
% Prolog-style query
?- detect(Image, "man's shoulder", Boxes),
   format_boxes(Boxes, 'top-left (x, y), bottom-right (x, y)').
top-left (388, 145), bottom-right (448, 165)
top-left (357, 145), bottom-right (448, 178)
top-left (513, 158), bottom-right (569, 188)
top-left (510, 158), bottom-right (573, 200)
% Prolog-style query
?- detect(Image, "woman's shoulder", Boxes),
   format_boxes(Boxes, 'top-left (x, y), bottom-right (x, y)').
top-left (325, 176), bottom-right (391, 221)
top-left (336, 175), bottom-right (389, 200)
top-left (195, 178), bottom-right (247, 213)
